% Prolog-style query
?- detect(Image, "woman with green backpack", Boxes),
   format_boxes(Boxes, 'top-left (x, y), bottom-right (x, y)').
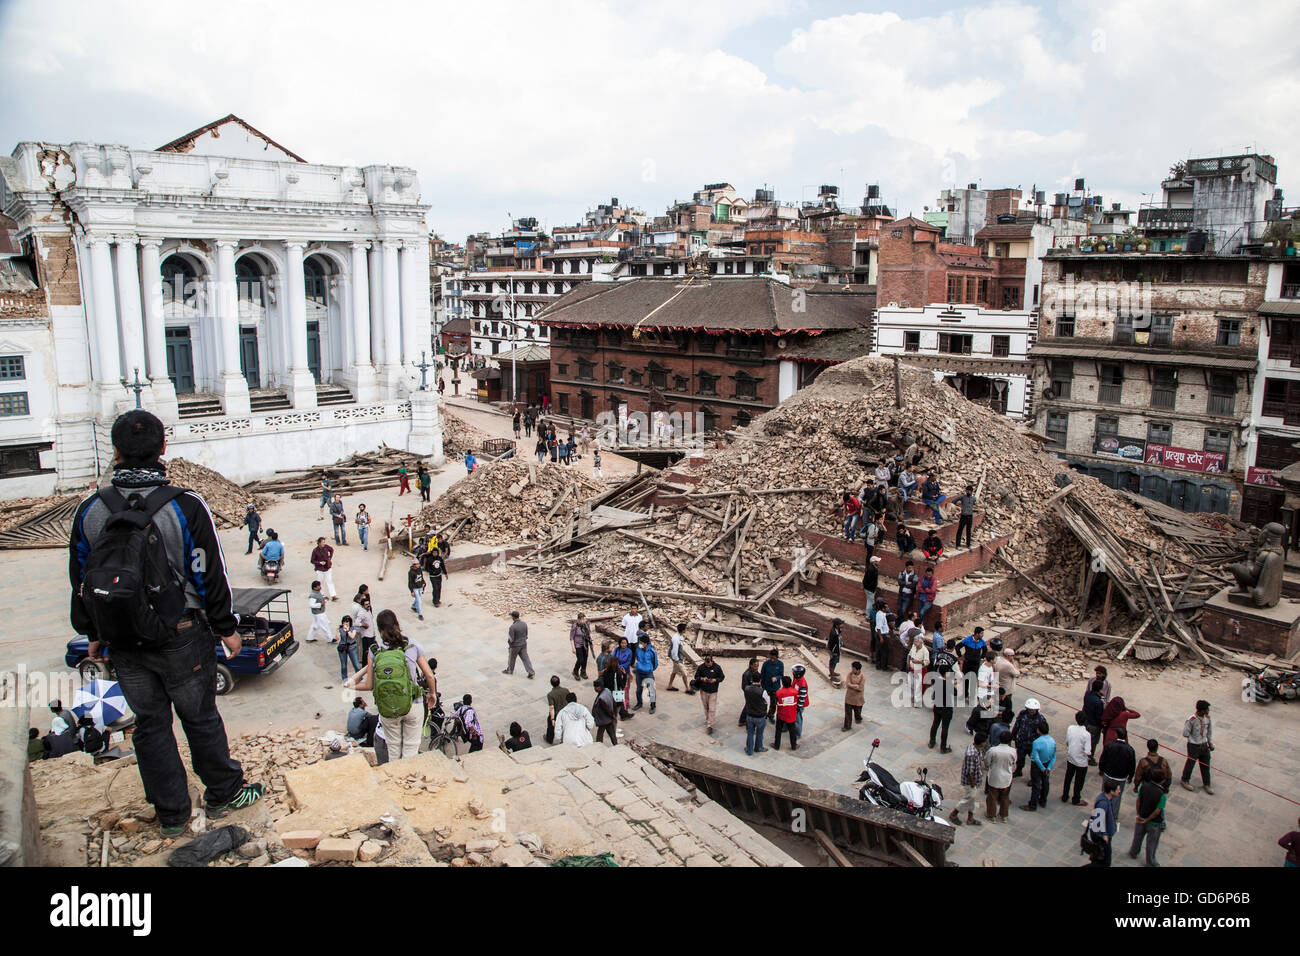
top-left (344, 610), bottom-right (437, 761)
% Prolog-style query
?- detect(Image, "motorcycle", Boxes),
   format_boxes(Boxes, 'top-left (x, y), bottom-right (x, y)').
top-left (1243, 667), bottom-right (1300, 704)
top-left (855, 738), bottom-right (951, 825)
top-left (260, 558), bottom-right (281, 584)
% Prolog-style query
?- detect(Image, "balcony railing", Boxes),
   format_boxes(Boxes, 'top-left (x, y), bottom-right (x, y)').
top-left (1137, 206), bottom-right (1194, 226)
top-left (1282, 284), bottom-right (1300, 299)
top-left (1099, 383), bottom-right (1123, 404)
top-left (1151, 387), bottom-right (1177, 410)
top-left (1207, 394), bottom-right (1236, 416)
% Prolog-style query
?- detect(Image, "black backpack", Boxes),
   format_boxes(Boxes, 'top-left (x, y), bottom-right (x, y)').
top-left (80, 486), bottom-right (188, 649)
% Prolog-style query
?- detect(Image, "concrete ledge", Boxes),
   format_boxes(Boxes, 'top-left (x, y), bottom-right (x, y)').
top-left (800, 529), bottom-right (1010, 585)
top-left (0, 674), bottom-right (39, 866)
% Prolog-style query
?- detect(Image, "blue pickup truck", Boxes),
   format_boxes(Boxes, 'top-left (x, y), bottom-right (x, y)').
top-left (66, 587), bottom-right (299, 696)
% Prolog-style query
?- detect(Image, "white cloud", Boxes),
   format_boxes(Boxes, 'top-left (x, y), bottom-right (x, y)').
top-left (1, 0), bottom-right (1297, 239)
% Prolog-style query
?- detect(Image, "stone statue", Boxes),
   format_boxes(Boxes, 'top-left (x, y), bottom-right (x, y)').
top-left (1228, 522), bottom-right (1287, 609)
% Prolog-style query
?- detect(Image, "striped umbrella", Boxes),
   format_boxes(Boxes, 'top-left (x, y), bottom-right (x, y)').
top-left (72, 679), bottom-right (129, 731)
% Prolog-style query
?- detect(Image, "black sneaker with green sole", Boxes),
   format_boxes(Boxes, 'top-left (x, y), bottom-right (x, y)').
top-left (206, 782), bottom-right (265, 817)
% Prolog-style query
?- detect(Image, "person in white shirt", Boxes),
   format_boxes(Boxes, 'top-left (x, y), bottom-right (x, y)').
top-left (906, 634), bottom-right (930, 707)
top-left (306, 581), bottom-right (332, 642)
top-left (553, 693), bottom-right (596, 747)
top-left (1063, 710), bottom-right (1092, 805)
top-left (665, 623), bottom-right (694, 694)
top-left (873, 604), bottom-right (892, 671)
top-left (976, 651), bottom-right (997, 711)
top-left (621, 607), bottom-right (643, 644)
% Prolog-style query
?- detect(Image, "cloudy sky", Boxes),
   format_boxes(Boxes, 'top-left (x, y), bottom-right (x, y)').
top-left (3, 0), bottom-right (1297, 242)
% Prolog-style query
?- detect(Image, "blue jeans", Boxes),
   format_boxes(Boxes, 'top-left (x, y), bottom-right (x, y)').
top-left (899, 484), bottom-right (914, 502)
top-left (358, 525), bottom-right (369, 550)
top-left (917, 598), bottom-right (933, 622)
top-left (109, 624), bottom-right (245, 827)
top-left (843, 515), bottom-right (860, 540)
top-left (745, 715), bottom-right (767, 755)
top-left (923, 494), bottom-right (947, 523)
top-left (635, 669), bottom-right (656, 706)
top-left (898, 592), bottom-right (915, 619)
top-left (338, 643), bottom-right (360, 681)
top-left (411, 588), bottom-right (423, 616)
top-left (333, 522), bottom-right (347, 545)
top-left (537, 451), bottom-right (546, 462)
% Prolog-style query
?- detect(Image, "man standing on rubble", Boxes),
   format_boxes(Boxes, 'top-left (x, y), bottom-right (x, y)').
top-left (953, 484), bottom-right (977, 549)
top-left (68, 409), bottom-right (263, 835)
top-left (842, 491), bottom-right (862, 541)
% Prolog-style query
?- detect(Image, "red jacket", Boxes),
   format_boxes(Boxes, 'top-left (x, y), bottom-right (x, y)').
top-left (918, 575), bottom-right (938, 602)
top-left (775, 686), bottom-right (799, 724)
top-left (793, 677), bottom-right (810, 710)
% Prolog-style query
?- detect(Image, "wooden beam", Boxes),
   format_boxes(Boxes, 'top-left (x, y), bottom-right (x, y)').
top-left (814, 829), bottom-right (854, 867)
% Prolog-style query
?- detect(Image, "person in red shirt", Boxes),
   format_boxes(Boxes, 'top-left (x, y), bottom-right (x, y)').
top-left (773, 676), bottom-right (800, 751)
top-left (791, 664), bottom-right (810, 737)
top-left (842, 491), bottom-right (862, 541)
top-left (921, 527), bottom-right (944, 561)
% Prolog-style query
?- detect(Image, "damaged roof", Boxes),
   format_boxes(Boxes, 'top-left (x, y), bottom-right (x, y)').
top-left (536, 277), bottom-right (871, 333)
top-left (156, 114), bottom-right (307, 163)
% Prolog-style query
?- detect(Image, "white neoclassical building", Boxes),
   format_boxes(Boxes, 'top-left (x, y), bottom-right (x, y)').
top-left (0, 116), bottom-right (442, 495)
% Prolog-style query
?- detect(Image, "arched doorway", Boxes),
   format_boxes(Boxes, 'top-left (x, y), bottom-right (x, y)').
top-left (303, 251), bottom-right (346, 386)
top-left (234, 249), bottom-right (291, 394)
top-left (160, 251), bottom-right (211, 395)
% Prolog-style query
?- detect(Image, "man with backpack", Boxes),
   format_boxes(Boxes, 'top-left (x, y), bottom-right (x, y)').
top-left (420, 545), bottom-right (449, 608)
top-left (68, 410), bottom-right (263, 836)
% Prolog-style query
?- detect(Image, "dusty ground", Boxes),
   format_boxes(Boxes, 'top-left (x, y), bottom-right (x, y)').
top-left (7, 383), bottom-right (1299, 867)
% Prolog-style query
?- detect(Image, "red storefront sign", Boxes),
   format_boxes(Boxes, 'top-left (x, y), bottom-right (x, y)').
top-left (1246, 467), bottom-right (1283, 488)
top-left (1143, 444), bottom-right (1228, 474)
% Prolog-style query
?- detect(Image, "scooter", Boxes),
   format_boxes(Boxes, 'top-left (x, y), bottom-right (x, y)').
top-left (260, 558), bottom-right (281, 584)
top-left (1243, 667), bottom-right (1300, 704)
top-left (855, 737), bottom-right (951, 825)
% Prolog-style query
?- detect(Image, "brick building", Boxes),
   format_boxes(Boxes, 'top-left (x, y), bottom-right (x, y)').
top-left (539, 276), bottom-right (871, 431)
top-left (876, 217), bottom-right (994, 309)
top-left (1030, 249), bottom-right (1269, 515)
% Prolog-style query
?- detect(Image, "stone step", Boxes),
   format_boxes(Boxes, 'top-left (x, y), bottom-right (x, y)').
top-left (800, 528), bottom-right (1008, 585)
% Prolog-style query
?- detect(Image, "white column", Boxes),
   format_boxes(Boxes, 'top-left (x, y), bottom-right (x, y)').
top-left (86, 235), bottom-right (127, 415)
top-left (400, 239), bottom-right (429, 371)
top-left (113, 235), bottom-right (148, 390)
top-left (349, 241), bottom-right (378, 402)
top-left (368, 244), bottom-right (386, 367)
top-left (283, 240), bottom-right (318, 408)
top-left (214, 240), bottom-right (251, 415)
top-left (379, 238), bottom-right (403, 394)
top-left (138, 239), bottom-right (179, 420)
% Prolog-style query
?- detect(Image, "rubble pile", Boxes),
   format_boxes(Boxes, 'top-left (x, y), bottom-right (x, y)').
top-left (441, 408), bottom-right (494, 458)
top-left (0, 493), bottom-right (81, 533)
top-left (242, 445), bottom-right (431, 500)
top-left (418, 456), bottom-right (604, 545)
top-left (165, 458), bottom-right (267, 528)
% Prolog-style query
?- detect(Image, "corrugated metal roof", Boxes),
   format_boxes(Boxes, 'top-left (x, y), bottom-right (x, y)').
top-left (1259, 300), bottom-right (1300, 317)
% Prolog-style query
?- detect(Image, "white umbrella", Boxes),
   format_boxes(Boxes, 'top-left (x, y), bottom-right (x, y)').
top-left (72, 679), bottom-right (129, 731)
